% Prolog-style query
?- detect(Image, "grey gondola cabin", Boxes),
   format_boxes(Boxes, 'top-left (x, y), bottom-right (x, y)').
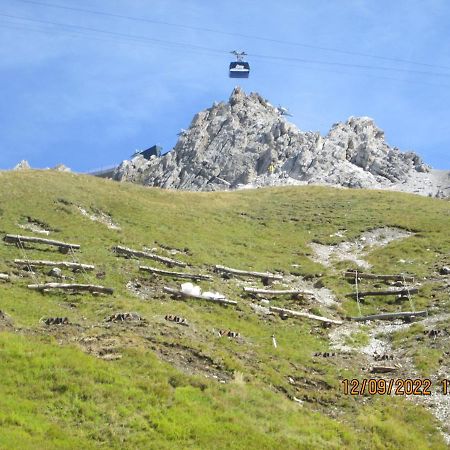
top-left (229, 51), bottom-right (250, 78)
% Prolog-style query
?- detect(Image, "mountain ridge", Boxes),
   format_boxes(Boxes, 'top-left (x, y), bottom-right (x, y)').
top-left (114, 87), bottom-right (449, 198)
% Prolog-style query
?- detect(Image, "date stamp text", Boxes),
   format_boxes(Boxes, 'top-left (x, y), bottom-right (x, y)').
top-left (342, 378), bottom-right (450, 396)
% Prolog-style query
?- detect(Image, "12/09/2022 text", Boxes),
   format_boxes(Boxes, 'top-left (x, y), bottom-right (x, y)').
top-left (342, 378), bottom-right (450, 396)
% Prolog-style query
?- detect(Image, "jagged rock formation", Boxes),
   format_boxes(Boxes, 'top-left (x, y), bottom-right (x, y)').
top-left (52, 164), bottom-right (71, 172)
top-left (12, 161), bottom-right (72, 173)
top-left (114, 87), bottom-right (449, 197)
top-left (14, 160), bottom-right (31, 170)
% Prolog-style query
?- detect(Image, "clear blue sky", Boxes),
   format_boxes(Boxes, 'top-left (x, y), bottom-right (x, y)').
top-left (1, 0), bottom-right (449, 171)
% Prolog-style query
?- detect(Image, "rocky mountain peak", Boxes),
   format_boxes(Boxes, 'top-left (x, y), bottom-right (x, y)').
top-left (114, 88), bottom-right (447, 197)
top-left (229, 85), bottom-right (245, 103)
top-left (13, 160), bottom-right (31, 170)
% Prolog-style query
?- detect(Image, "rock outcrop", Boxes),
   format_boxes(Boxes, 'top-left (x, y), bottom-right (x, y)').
top-left (114, 87), bottom-right (449, 197)
top-left (52, 164), bottom-right (71, 172)
top-left (13, 160), bottom-right (31, 170)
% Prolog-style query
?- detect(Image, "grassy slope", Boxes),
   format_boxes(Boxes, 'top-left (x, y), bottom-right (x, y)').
top-left (0, 170), bottom-right (448, 449)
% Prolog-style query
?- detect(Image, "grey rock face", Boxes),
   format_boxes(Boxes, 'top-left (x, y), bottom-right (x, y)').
top-left (114, 87), bottom-right (448, 197)
top-left (14, 160), bottom-right (31, 170)
top-left (52, 164), bottom-right (71, 172)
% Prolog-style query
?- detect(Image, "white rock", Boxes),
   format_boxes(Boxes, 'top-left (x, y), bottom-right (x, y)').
top-left (13, 160), bottom-right (31, 170)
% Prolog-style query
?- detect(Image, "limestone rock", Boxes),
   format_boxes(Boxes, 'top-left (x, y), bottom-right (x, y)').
top-left (114, 88), bottom-right (448, 197)
top-left (52, 164), bottom-right (71, 172)
top-left (14, 160), bottom-right (31, 170)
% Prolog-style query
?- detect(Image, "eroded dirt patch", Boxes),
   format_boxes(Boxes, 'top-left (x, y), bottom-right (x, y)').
top-left (77, 206), bottom-right (121, 230)
top-left (283, 275), bottom-right (338, 308)
top-left (18, 217), bottom-right (55, 235)
top-left (75, 333), bottom-right (123, 360)
top-left (154, 242), bottom-right (191, 256)
top-left (147, 338), bottom-right (231, 382)
top-left (126, 279), bottom-right (161, 300)
top-left (54, 199), bottom-right (121, 230)
top-left (0, 311), bottom-right (14, 331)
top-left (329, 313), bottom-right (450, 444)
top-left (241, 275), bottom-right (339, 314)
top-left (310, 227), bottom-right (413, 269)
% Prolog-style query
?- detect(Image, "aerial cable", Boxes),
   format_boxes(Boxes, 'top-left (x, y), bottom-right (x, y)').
top-left (4, 19), bottom-right (450, 88)
top-left (12, 0), bottom-right (450, 72)
top-left (0, 12), bottom-right (229, 55)
top-left (2, 12), bottom-right (450, 83)
top-left (295, 64), bottom-right (450, 89)
top-left (250, 53), bottom-right (450, 79)
top-left (0, 18), bottom-right (226, 58)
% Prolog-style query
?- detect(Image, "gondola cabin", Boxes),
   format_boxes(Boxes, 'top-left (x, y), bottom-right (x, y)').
top-left (229, 50), bottom-right (250, 78)
top-left (229, 61), bottom-right (250, 78)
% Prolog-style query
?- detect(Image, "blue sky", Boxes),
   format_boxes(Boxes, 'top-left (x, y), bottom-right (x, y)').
top-left (0, 0), bottom-right (449, 171)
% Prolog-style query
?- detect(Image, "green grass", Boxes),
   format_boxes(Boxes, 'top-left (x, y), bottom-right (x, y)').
top-left (344, 329), bottom-right (370, 348)
top-left (0, 170), bottom-right (449, 449)
top-left (390, 321), bottom-right (449, 377)
top-left (0, 333), bottom-right (445, 450)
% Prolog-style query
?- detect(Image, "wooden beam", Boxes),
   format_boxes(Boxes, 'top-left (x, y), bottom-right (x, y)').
top-left (163, 286), bottom-right (237, 306)
top-left (243, 287), bottom-right (314, 296)
top-left (351, 311), bottom-right (427, 322)
top-left (371, 366), bottom-right (397, 373)
top-left (269, 306), bottom-right (343, 325)
top-left (352, 288), bottom-right (419, 298)
top-left (14, 259), bottom-right (94, 271)
top-left (3, 234), bottom-right (80, 250)
top-left (27, 283), bottom-right (113, 295)
top-left (0, 273), bottom-right (9, 281)
top-left (139, 265), bottom-right (212, 281)
top-left (112, 245), bottom-right (186, 267)
top-left (344, 270), bottom-right (414, 282)
top-left (214, 265), bottom-right (283, 280)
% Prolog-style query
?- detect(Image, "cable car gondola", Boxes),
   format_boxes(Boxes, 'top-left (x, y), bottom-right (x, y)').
top-left (229, 51), bottom-right (250, 78)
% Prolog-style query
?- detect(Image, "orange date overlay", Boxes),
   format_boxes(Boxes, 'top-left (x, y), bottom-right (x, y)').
top-left (342, 379), bottom-right (450, 396)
